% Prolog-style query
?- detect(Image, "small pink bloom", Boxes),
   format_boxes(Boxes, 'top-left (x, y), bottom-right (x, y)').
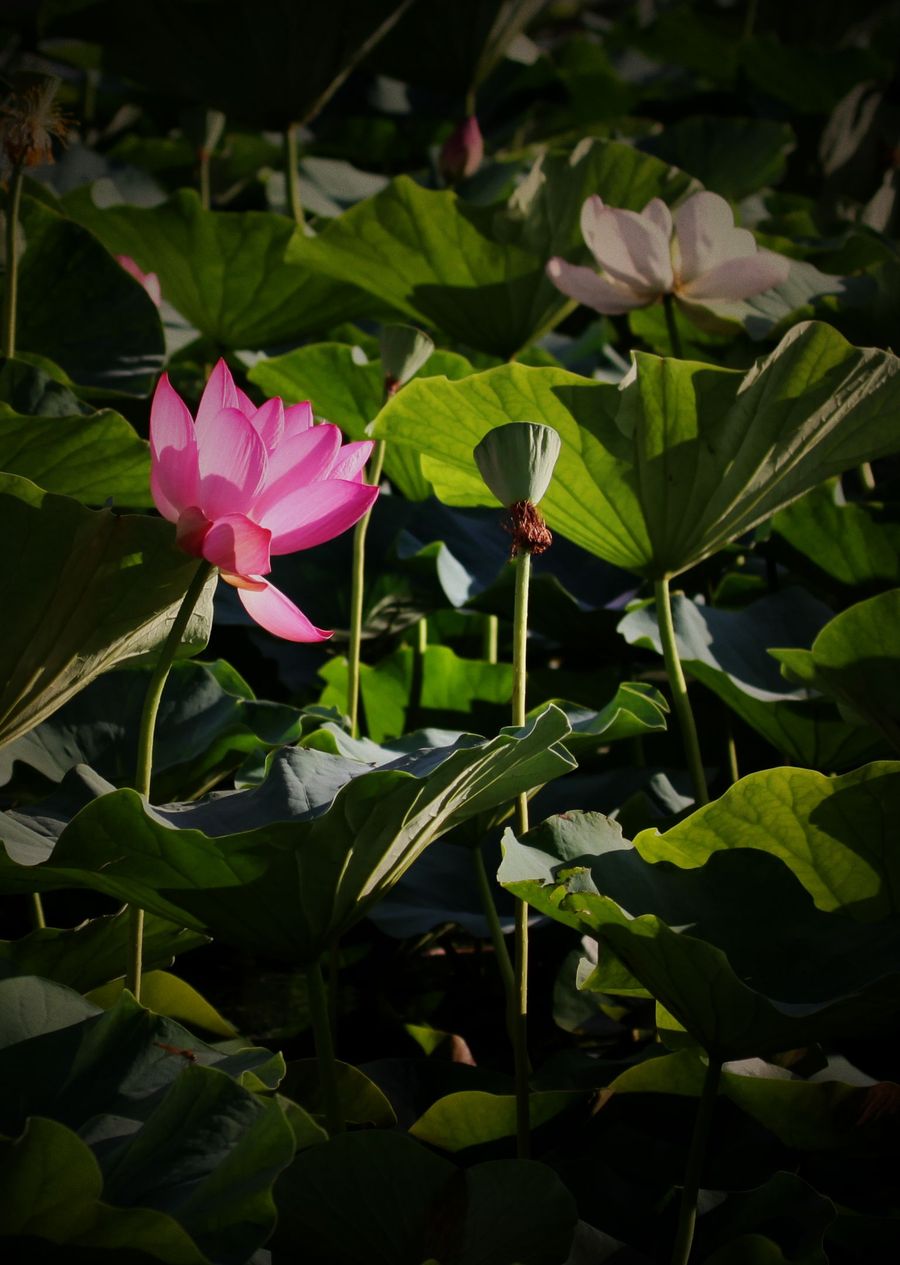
top-left (116, 254), bottom-right (162, 307)
top-left (546, 190), bottom-right (789, 317)
top-left (150, 361), bottom-right (378, 641)
top-left (439, 115), bottom-right (484, 185)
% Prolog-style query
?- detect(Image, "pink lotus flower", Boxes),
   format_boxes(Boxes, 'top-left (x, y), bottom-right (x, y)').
top-left (439, 115), bottom-right (484, 185)
top-left (546, 190), bottom-right (790, 317)
top-left (116, 254), bottom-right (162, 307)
top-left (150, 360), bottom-right (377, 641)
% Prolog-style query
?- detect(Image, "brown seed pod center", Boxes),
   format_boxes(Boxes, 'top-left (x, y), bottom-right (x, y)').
top-left (505, 500), bottom-right (553, 557)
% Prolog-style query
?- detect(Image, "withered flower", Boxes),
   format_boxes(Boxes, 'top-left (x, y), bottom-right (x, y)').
top-left (1, 76), bottom-right (71, 171)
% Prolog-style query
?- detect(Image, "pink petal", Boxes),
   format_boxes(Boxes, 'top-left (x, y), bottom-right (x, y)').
top-left (673, 192), bottom-right (757, 283)
top-left (679, 250), bottom-right (791, 301)
top-left (251, 427), bottom-right (344, 521)
top-left (149, 374), bottom-right (199, 522)
top-left (260, 479), bottom-right (379, 555)
top-left (642, 197), bottom-right (673, 242)
top-left (330, 440), bottom-right (373, 482)
top-left (202, 513), bottom-right (272, 576)
top-left (238, 579), bottom-right (332, 642)
top-left (283, 401), bottom-right (314, 439)
top-left (235, 384), bottom-right (256, 417)
top-left (196, 359), bottom-right (240, 429)
top-left (249, 396), bottom-right (285, 449)
top-left (546, 257), bottom-right (649, 315)
top-left (197, 407), bottom-right (268, 519)
top-left (580, 196), bottom-right (673, 294)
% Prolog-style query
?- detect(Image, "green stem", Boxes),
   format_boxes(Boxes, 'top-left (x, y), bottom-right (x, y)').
top-left (724, 716), bottom-right (739, 784)
top-left (347, 438), bottom-right (386, 737)
top-left (663, 293), bottom-right (683, 359)
top-left (199, 149), bottom-right (212, 211)
top-left (283, 122), bottom-right (304, 226)
top-left (482, 612), bottom-right (498, 664)
top-left (470, 845), bottom-right (516, 1012)
top-left (511, 550), bottom-right (532, 1158)
top-left (30, 892), bottom-right (46, 930)
top-left (859, 461), bottom-right (876, 493)
top-left (127, 560), bottom-right (214, 999)
top-left (654, 577), bottom-right (709, 807)
top-left (2, 165), bottom-right (25, 360)
top-left (670, 1057), bottom-right (722, 1265)
top-left (306, 958), bottom-right (344, 1134)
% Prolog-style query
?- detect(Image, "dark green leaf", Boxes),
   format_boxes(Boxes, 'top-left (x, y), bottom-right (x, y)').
top-left (0, 474), bottom-right (214, 746)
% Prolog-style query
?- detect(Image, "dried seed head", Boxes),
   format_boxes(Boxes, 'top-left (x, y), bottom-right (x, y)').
top-left (1, 76), bottom-right (71, 171)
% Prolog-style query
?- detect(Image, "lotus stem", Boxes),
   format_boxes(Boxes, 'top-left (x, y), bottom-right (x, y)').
top-left (654, 577), bottom-right (709, 807)
top-left (347, 438), bottom-right (386, 737)
top-left (470, 844), bottom-right (516, 1021)
top-left (306, 957), bottom-right (345, 1134)
top-left (2, 164), bottom-right (25, 360)
top-left (512, 549), bottom-right (532, 1158)
top-left (482, 612), bottom-right (498, 663)
top-left (663, 292), bottom-right (683, 359)
top-left (670, 1056), bottom-right (722, 1265)
top-left (127, 560), bottom-right (214, 999)
top-left (199, 149), bottom-right (212, 211)
top-left (30, 892), bottom-right (46, 930)
top-left (283, 122), bottom-right (304, 226)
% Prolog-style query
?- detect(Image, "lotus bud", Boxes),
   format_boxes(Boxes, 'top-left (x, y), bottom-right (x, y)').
top-left (379, 323), bottom-right (434, 395)
top-left (439, 115), bottom-right (484, 185)
top-left (473, 422), bottom-right (561, 556)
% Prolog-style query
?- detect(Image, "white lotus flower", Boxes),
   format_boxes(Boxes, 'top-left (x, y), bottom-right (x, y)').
top-left (546, 190), bottom-right (790, 317)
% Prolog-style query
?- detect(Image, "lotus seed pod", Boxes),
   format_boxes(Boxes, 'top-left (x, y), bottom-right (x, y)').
top-left (379, 324), bottom-right (434, 393)
top-left (473, 422), bottom-right (561, 508)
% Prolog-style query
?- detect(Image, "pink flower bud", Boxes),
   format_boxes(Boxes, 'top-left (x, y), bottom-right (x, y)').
top-left (440, 116), bottom-right (484, 185)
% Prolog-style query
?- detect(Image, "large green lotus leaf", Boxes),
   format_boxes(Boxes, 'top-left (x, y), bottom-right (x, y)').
top-left (609, 1048), bottom-right (900, 1155)
top-left (0, 659), bottom-right (309, 803)
top-left (374, 361), bottom-right (635, 560)
top-left (0, 709), bottom-right (575, 962)
top-left (273, 1130), bottom-right (577, 1265)
top-left (87, 972), bottom-right (237, 1039)
top-left (0, 406), bottom-right (151, 506)
top-left (0, 356), bottom-right (91, 417)
top-left (56, 0), bottom-right (412, 128)
top-left (374, 322), bottom-right (900, 575)
top-left (609, 321), bottom-right (900, 577)
top-left (0, 911), bottom-right (206, 994)
top-left (629, 762), bottom-right (900, 920)
top-left (771, 591), bottom-right (900, 754)
top-left (63, 188), bottom-right (377, 349)
top-left (280, 1058), bottom-right (396, 1130)
top-left (98, 1064), bottom-right (294, 1265)
top-left (0, 977), bottom-right (283, 1133)
top-left (293, 139), bottom-right (695, 357)
top-left (0, 979), bottom-right (292, 1260)
top-left (540, 683), bottom-right (669, 757)
top-left (637, 116), bottom-right (795, 201)
top-left (409, 1089), bottom-right (580, 1152)
top-left (319, 644), bottom-right (514, 743)
top-left (772, 482), bottom-right (900, 587)
top-left (249, 342), bottom-right (473, 500)
top-left (618, 590), bottom-right (886, 770)
top-left (0, 1117), bottom-right (206, 1262)
top-left (499, 787), bottom-right (900, 1057)
top-left (0, 474), bottom-right (215, 747)
top-left (2, 195), bottom-right (164, 396)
